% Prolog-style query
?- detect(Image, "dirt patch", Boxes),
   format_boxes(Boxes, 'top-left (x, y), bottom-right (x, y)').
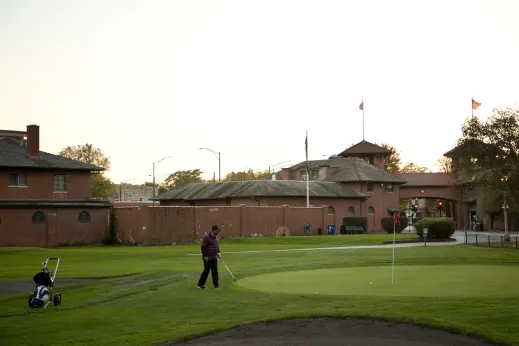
top-left (166, 317), bottom-right (498, 346)
top-left (0, 278), bottom-right (97, 297)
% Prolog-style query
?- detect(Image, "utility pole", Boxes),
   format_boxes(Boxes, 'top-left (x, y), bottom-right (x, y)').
top-left (153, 156), bottom-right (171, 197)
top-left (198, 148), bottom-right (221, 182)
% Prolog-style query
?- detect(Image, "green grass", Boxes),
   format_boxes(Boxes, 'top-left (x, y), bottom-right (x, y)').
top-left (0, 234), bottom-right (518, 346)
top-left (237, 265), bottom-right (519, 297)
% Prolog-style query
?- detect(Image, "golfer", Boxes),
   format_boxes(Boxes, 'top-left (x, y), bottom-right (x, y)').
top-left (197, 224), bottom-right (222, 289)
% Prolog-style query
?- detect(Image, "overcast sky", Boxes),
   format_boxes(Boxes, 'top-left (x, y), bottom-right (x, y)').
top-left (1, 0), bottom-right (518, 184)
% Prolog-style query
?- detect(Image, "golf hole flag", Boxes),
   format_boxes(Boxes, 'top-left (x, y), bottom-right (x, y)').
top-left (393, 211), bottom-right (400, 226)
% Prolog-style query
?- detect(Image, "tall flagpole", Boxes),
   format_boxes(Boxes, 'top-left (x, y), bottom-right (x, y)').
top-left (362, 98), bottom-right (365, 140)
top-left (471, 95), bottom-right (474, 118)
top-left (306, 131), bottom-right (309, 208)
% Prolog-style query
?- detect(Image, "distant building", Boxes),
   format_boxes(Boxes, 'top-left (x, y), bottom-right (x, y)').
top-left (112, 183), bottom-right (154, 202)
top-left (0, 125), bottom-right (111, 246)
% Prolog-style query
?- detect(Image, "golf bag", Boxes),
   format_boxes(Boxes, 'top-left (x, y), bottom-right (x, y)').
top-left (29, 271), bottom-right (52, 308)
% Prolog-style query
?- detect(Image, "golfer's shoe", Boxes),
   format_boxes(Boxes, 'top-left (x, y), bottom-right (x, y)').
top-left (196, 285), bottom-right (205, 289)
top-left (214, 286), bottom-right (220, 290)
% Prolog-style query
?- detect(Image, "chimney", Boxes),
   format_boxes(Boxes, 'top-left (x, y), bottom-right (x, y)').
top-left (271, 173), bottom-right (276, 180)
top-left (26, 124), bottom-right (40, 159)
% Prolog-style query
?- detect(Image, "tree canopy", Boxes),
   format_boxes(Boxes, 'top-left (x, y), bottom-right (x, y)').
top-left (455, 107), bottom-right (519, 211)
top-left (376, 143), bottom-right (401, 173)
top-left (163, 169), bottom-right (204, 189)
top-left (58, 144), bottom-right (113, 197)
top-left (223, 169), bottom-right (270, 181)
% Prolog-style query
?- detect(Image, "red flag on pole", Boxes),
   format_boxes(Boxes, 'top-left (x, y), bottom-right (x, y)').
top-left (393, 211), bottom-right (400, 225)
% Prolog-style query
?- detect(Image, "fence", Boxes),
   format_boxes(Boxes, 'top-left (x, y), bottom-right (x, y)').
top-left (464, 231), bottom-right (519, 249)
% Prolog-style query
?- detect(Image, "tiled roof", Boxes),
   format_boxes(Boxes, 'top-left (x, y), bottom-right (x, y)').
top-left (0, 139), bottom-right (105, 171)
top-left (285, 157), bottom-right (406, 184)
top-left (338, 140), bottom-right (391, 157)
top-left (152, 180), bottom-right (368, 201)
top-left (395, 173), bottom-right (458, 187)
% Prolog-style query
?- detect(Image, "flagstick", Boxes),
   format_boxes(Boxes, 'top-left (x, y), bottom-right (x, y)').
top-left (392, 220), bottom-right (396, 284)
top-left (471, 95), bottom-right (474, 118)
top-left (306, 131), bottom-right (309, 208)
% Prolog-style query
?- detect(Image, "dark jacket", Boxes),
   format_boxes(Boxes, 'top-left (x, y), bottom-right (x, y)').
top-left (201, 233), bottom-right (220, 260)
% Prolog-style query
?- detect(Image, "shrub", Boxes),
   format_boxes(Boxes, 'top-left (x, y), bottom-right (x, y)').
top-left (342, 217), bottom-right (367, 233)
top-left (381, 217), bottom-right (408, 233)
top-left (414, 217), bottom-right (456, 239)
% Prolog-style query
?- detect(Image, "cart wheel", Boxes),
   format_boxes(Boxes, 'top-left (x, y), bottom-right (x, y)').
top-left (53, 293), bottom-right (61, 306)
top-left (28, 294), bottom-right (34, 307)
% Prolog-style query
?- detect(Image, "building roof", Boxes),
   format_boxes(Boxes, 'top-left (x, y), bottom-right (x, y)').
top-left (0, 138), bottom-right (105, 171)
top-left (285, 157), bottom-right (406, 184)
top-left (338, 140), bottom-right (391, 157)
top-left (395, 173), bottom-right (458, 187)
top-left (152, 180), bottom-right (368, 201)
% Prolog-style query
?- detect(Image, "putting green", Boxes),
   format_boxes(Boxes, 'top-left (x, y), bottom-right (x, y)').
top-left (237, 265), bottom-right (519, 297)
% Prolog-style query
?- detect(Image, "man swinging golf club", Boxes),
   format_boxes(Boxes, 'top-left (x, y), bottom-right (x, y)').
top-left (197, 224), bottom-right (222, 290)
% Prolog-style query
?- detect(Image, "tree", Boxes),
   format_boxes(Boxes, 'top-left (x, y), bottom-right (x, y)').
top-left (59, 144), bottom-right (113, 197)
top-left (91, 174), bottom-right (113, 197)
top-left (59, 144), bottom-right (110, 170)
top-left (456, 107), bottom-right (519, 212)
top-left (400, 163), bottom-right (432, 173)
top-left (375, 143), bottom-right (401, 173)
top-left (436, 157), bottom-right (452, 173)
top-left (163, 169), bottom-right (204, 189)
top-left (223, 169), bottom-right (270, 181)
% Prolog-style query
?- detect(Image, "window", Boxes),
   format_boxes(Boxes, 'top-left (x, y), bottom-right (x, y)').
top-left (328, 206), bottom-right (335, 215)
top-left (386, 183), bottom-right (394, 192)
top-left (32, 211), bottom-right (46, 223)
top-left (288, 172), bottom-right (296, 180)
top-left (367, 183), bottom-right (373, 192)
top-left (312, 169), bottom-right (320, 180)
top-left (78, 211), bottom-right (91, 223)
top-left (367, 206), bottom-right (375, 215)
top-left (300, 170), bottom-right (307, 181)
top-left (8, 173), bottom-right (27, 187)
top-left (347, 206), bottom-right (355, 216)
top-left (54, 175), bottom-right (67, 192)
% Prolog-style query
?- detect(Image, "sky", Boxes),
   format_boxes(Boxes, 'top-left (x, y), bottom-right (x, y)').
top-left (1, 0), bottom-right (518, 184)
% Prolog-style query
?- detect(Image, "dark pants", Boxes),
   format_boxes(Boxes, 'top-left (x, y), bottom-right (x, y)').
top-left (197, 258), bottom-right (218, 287)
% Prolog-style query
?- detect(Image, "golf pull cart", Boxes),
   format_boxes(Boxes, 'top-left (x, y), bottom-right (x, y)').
top-left (28, 257), bottom-right (62, 308)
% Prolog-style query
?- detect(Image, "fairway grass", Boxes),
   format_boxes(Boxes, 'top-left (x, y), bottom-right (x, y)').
top-left (0, 236), bottom-right (518, 345)
top-left (237, 265), bottom-right (519, 297)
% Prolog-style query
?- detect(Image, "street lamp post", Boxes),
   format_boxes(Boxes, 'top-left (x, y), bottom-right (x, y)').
top-left (153, 156), bottom-right (171, 197)
top-left (501, 175), bottom-right (511, 242)
top-left (199, 148), bottom-right (220, 182)
top-left (269, 160), bottom-right (291, 174)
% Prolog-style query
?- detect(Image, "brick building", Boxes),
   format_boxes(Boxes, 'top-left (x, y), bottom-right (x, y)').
top-left (0, 125), bottom-right (111, 246)
top-left (153, 140), bottom-right (517, 233)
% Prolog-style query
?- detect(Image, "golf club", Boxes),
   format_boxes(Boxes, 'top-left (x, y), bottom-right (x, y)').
top-left (219, 257), bottom-right (237, 281)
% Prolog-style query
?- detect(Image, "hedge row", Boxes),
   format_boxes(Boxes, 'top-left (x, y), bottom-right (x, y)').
top-left (414, 217), bottom-right (456, 239)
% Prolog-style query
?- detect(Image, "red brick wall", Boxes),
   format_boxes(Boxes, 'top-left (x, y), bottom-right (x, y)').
top-left (114, 205), bottom-right (327, 245)
top-left (0, 207), bottom-right (109, 247)
top-left (0, 169), bottom-right (92, 200)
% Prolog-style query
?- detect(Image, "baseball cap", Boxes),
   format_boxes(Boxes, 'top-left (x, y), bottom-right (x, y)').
top-left (211, 224), bottom-right (221, 231)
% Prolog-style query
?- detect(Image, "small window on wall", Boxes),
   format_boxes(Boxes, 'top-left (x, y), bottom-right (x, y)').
top-left (78, 211), bottom-right (91, 223)
top-left (347, 206), bottom-right (355, 216)
top-left (8, 173), bottom-right (27, 187)
top-left (386, 184), bottom-right (394, 192)
top-left (312, 169), bottom-right (320, 180)
top-left (328, 206), bottom-right (335, 215)
top-left (367, 206), bottom-right (375, 215)
top-left (367, 183), bottom-right (373, 192)
top-left (54, 175), bottom-right (67, 192)
top-left (32, 211), bottom-right (46, 223)
top-left (288, 172), bottom-right (296, 180)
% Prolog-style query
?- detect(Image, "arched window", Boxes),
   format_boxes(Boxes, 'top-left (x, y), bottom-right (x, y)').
top-left (328, 206), bottom-right (335, 215)
top-left (367, 206), bottom-right (375, 215)
top-left (347, 206), bottom-right (355, 216)
top-left (78, 211), bottom-right (91, 223)
top-left (32, 211), bottom-right (46, 223)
